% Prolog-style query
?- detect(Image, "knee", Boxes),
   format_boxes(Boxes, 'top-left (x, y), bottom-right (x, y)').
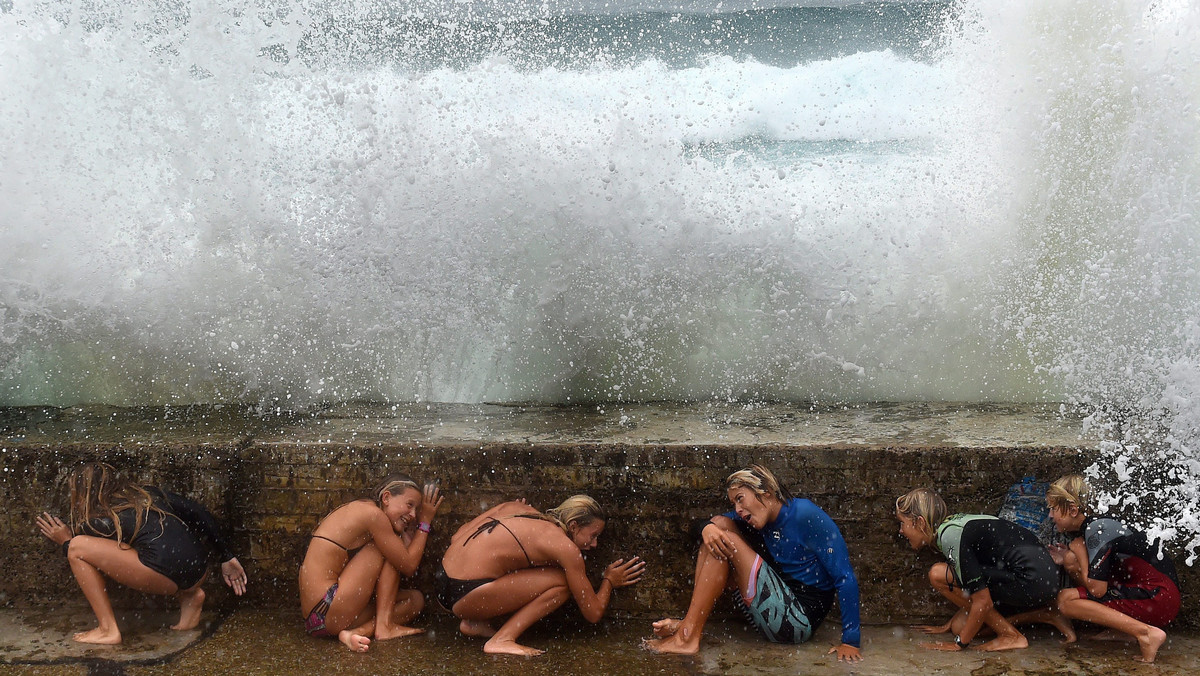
top-left (65, 536), bottom-right (96, 562)
top-left (927, 563), bottom-right (949, 588)
top-left (547, 584), bottom-right (570, 605)
top-left (1055, 587), bottom-right (1079, 611)
top-left (404, 589), bottom-right (426, 613)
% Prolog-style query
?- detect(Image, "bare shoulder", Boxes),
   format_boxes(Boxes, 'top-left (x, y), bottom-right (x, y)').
top-left (495, 501), bottom-right (539, 517)
top-left (318, 499), bottom-right (382, 534)
top-left (521, 522), bottom-right (579, 565)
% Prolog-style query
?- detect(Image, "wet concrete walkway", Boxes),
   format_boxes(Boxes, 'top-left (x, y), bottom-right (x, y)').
top-left (2, 606), bottom-right (1197, 675)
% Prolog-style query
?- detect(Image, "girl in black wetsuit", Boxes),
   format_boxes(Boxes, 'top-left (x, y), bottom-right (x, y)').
top-left (895, 488), bottom-right (1072, 652)
top-left (36, 462), bottom-right (247, 645)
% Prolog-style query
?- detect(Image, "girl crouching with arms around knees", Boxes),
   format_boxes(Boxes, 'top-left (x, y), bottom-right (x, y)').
top-left (645, 465), bottom-right (863, 662)
top-left (1047, 474), bottom-right (1180, 663)
top-left (895, 488), bottom-right (1072, 652)
top-left (298, 474), bottom-right (443, 652)
top-left (36, 462), bottom-right (247, 645)
top-left (437, 495), bottom-right (645, 656)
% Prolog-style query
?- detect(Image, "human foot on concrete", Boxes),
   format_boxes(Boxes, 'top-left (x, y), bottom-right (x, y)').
top-left (642, 628), bottom-right (699, 655)
top-left (73, 626), bottom-right (122, 645)
top-left (483, 637), bottom-right (544, 656)
top-left (374, 624), bottom-right (424, 640)
top-left (171, 587), bottom-right (205, 631)
top-left (338, 629), bottom-right (370, 652)
top-left (1051, 614), bottom-right (1077, 643)
top-left (651, 618), bottom-right (681, 638)
top-left (976, 632), bottom-right (1028, 651)
top-left (1135, 626), bottom-right (1167, 663)
top-left (459, 619), bottom-right (497, 638)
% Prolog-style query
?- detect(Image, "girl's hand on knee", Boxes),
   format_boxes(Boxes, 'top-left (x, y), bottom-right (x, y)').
top-left (221, 558), bottom-right (248, 596)
top-left (36, 513), bottom-right (72, 545)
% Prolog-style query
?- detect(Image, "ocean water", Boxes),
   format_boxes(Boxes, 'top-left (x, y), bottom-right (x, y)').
top-left (2, 0), bottom-right (1199, 549)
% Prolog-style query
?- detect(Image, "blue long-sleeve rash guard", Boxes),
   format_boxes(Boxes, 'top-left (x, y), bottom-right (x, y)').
top-left (725, 498), bottom-right (862, 647)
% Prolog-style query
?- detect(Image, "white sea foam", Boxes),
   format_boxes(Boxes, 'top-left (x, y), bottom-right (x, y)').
top-left (2, 0), bottom-right (1200, 551)
top-left (0, 2), bottom-right (1006, 405)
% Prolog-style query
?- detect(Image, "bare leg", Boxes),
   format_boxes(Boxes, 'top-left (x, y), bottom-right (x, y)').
top-left (925, 563), bottom-right (1028, 652)
top-left (315, 543), bottom-right (388, 652)
top-left (1006, 607), bottom-right (1075, 643)
top-left (65, 536), bottom-right (178, 644)
top-left (644, 529), bottom-right (760, 655)
top-left (171, 584), bottom-right (207, 631)
top-left (1057, 589), bottom-right (1166, 662)
top-left (340, 608), bottom-right (376, 653)
top-left (452, 567), bottom-right (572, 655)
top-left (972, 611), bottom-right (1029, 652)
top-left (374, 561), bottom-right (425, 642)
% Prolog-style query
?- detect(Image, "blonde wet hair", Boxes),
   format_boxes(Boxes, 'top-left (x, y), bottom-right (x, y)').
top-left (371, 473), bottom-right (420, 506)
top-left (66, 462), bottom-right (168, 546)
top-left (895, 488), bottom-right (947, 542)
top-left (726, 464), bottom-right (794, 502)
top-left (1047, 474), bottom-right (1091, 515)
top-left (545, 495), bottom-right (606, 531)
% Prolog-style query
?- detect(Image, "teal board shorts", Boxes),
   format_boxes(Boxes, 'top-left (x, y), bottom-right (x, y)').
top-left (735, 556), bottom-right (816, 644)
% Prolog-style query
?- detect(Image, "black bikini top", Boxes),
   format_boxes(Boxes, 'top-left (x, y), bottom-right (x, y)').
top-left (463, 514), bottom-right (548, 567)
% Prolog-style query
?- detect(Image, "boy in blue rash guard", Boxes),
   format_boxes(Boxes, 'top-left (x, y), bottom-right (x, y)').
top-left (644, 465), bottom-right (862, 661)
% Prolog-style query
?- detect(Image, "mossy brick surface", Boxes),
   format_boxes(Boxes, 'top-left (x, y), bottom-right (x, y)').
top-left (2, 403), bottom-right (1193, 629)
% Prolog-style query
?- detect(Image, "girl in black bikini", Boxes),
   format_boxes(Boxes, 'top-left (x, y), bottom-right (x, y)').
top-left (36, 462), bottom-right (247, 645)
top-left (438, 495), bottom-right (646, 656)
top-left (298, 473), bottom-right (443, 652)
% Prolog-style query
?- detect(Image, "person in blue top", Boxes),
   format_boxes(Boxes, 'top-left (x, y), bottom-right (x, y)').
top-left (644, 465), bottom-right (862, 661)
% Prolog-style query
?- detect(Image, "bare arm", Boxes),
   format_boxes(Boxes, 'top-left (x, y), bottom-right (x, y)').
top-left (1062, 537), bottom-right (1108, 598)
top-left (551, 538), bottom-right (645, 624)
top-left (370, 484), bottom-right (444, 577)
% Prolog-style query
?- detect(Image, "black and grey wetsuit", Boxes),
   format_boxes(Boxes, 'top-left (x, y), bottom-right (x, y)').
top-left (77, 487), bottom-right (235, 590)
top-left (935, 514), bottom-right (1058, 614)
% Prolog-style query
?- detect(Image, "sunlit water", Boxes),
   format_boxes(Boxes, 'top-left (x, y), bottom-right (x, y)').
top-left (2, 0), bottom-right (1199, 552)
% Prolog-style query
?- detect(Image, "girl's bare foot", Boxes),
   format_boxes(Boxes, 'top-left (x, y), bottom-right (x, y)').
top-left (375, 624), bottom-right (425, 641)
top-left (73, 627), bottom-right (122, 645)
top-left (483, 637), bottom-right (544, 655)
top-left (459, 619), bottom-right (497, 638)
top-left (976, 632), bottom-right (1028, 651)
top-left (1135, 626), bottom-right (1167, 663)
top-left (651, 618), bottom-right (681, 638)
top-left (338, 629), bottom-right (371, 652)
top-left (171, 587), bottom-right (205, 631)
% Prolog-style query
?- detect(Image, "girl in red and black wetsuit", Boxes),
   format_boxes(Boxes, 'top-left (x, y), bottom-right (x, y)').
top-left (1047, 474), bottom-right (1181, 663)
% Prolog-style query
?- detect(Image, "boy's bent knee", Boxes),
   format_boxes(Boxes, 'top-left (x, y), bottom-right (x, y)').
top-left (1056, 587), bottom-right (1081, 609)
top-left (927, 563), bottom-right (949, 587)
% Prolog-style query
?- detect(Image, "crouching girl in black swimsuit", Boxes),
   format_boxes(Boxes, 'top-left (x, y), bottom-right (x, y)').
top-left (437, 495), bottom-right (646, 655)
top-left (895, 488), bottom-right (1073, 651)
top-left (36, 462), bottom-right (247, 645)
top-left (298, 473), bottom-right (442, 652)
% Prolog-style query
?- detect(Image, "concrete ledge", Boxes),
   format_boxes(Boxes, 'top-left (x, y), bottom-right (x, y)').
top-left (4, 608), bottom-right (1200, 675)
top-left (3, 403), bottom-right (1193, 627)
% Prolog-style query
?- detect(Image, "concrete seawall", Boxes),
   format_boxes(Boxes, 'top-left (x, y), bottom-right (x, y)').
top-left (3, 402), bottom-right (1193, 627)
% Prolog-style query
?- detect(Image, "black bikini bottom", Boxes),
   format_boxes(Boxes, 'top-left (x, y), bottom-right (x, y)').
top-left (434, 564), bottom-right (494, 611)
